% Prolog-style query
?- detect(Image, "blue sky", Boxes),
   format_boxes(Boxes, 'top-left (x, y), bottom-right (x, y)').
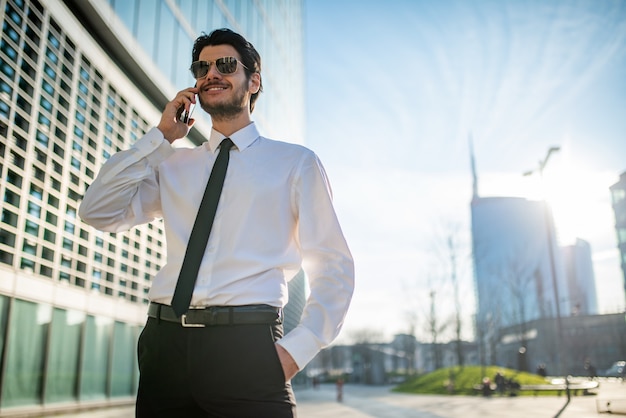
top-left (303, 0), bottom-right (626, 342)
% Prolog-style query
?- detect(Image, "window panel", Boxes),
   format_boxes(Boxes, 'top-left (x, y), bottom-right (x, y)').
top-left (0, 301), bottom-right (51, 408)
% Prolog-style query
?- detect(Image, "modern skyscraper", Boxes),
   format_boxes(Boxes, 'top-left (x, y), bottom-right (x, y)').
top-left (610, 170), bottom-right (626, 305)
top-left (471, 196), bottom-right (569, 329)
top-left (469, 141), bottom-right (570, 367)
top-left (0, 0), bottom-right (304, 413)
top-left (560, 238), bottom-right (598, 316)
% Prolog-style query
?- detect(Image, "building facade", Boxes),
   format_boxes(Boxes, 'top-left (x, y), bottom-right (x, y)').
top-left (610, 171), bottom-right (626, 305)
top-left (0, 0), bottom-right (304, 414)
top-left (496, 313), bottom-right (626, 377)
top-left (471, 196), bottom-right (569, 332)
top-left (561, 238), bottom-right (598, 316)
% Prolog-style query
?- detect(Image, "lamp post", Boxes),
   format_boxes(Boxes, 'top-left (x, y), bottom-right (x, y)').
top-left (523, 146), bottom-right (565, 376)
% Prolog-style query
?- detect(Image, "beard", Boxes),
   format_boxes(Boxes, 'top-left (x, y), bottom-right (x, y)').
top-left (199, 81), bottom-right (248, 121)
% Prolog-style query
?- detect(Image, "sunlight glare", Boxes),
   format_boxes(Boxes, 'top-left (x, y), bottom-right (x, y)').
top-left (541, 152), bottom-right (615, 246)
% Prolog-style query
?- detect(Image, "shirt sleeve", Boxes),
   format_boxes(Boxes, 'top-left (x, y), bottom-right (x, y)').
top-left (276, 152), bottom-right (355, 369)
top-left (78, 127), bottom-right (174, 232)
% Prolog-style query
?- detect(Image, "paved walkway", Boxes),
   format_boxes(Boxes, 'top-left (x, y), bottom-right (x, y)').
top-left (296, 381), bottom-right (625, 417)
top-left (34, 379), bottom-right (626, 417)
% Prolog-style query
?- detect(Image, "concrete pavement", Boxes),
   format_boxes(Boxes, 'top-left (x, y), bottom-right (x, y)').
top-left (297, 380), bottom-right (625, 417)
top-left (29, 378), bottom-right (626, 417)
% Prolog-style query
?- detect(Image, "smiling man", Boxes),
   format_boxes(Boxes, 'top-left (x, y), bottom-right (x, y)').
top-left (79, 29), bottom-right (354, 417)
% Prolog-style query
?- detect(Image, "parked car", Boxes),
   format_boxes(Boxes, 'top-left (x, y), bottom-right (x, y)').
top-left (603, 361), bottom-right (625, 377)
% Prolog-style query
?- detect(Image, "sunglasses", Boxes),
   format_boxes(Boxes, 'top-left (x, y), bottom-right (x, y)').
top-left (189, 57), bottom-right (250, 78)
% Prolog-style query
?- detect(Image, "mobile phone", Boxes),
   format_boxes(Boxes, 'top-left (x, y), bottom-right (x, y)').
top-left (178, 97), bottom-right (196, 124)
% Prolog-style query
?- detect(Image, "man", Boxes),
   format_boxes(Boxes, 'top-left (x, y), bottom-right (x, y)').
top-left (79, 28), bottom-right (354, 417)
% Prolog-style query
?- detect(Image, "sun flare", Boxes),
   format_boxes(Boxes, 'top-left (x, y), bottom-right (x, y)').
top-left (539, 156), bottom-right (615, 247)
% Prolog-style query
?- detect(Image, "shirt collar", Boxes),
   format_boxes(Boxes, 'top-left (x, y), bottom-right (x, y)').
top-left (207, 122), bottom-right (260, 152)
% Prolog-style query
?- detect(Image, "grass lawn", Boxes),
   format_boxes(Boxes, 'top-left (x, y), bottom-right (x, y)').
top-left (393, 365), bottom-right (565, 396)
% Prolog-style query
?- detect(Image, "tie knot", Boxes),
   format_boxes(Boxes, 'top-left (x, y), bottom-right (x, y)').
top-left (220, 138), bottom-right (234, 151)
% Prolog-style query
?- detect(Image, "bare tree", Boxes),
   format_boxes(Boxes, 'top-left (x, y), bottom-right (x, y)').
top-left (426, 289), bottom-right (448, 370)
top-left (447, 234), bottom-right (464, 367)
top-left (430, 223), bottom-right (467, 368)
top-left (402, 310), bottom-right (419, 376)
top-left (348, 328), bottom-right (384, 384)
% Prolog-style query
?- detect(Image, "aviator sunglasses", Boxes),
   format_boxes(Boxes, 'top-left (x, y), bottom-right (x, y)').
top-left (189, 57), bottom-right (251, 78)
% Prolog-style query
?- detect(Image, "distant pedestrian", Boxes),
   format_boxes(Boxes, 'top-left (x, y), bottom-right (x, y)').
top-left (536, 363), bottom-right (547, 377)
top-left (584, 360), bottom-right (597, 380)
top-left (494, 372), bottom-right (505, 395)
top-left (482, 377), bottom-right (492, 397)
top-left (336, 378), bottom-right (344, 402)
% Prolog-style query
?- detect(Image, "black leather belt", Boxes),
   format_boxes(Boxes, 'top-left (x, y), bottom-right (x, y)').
top-left (147, 302), bottom-right (282, 327)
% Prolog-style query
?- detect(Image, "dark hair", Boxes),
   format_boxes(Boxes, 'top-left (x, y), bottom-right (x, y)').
top-left (192, 28), bottom-right (263, 112)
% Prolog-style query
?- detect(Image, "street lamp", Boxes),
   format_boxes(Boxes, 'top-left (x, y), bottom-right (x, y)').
top-left (523, 146), bottom-right (565, 376)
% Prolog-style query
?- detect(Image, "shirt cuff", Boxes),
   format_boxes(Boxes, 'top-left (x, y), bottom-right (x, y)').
top-left (134, 127), bottom-right (174, 165)
top-left (276, 325), bottom-right (323, 370)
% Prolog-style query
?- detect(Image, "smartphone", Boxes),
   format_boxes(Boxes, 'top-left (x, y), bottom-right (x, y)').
top-left (178, 96), bottom-right (196, 124)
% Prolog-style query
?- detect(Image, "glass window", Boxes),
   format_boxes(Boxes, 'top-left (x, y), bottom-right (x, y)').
top-left (611, 188), bottom-right (625, 206)
top-left (6, 169), bottom-right (22, 187)
top-left (113, 0), bottom-right (137, 33)
top-left (0, 300), bottom-right (51, 408)
top-left (29, 184), bottom-right (43, 200)
top-left (62, 238), bottom-right (73, 251)
top-left (0, 38), bottom-right (18, 60)
top-left (110, 321), bottom-right (136, 396)
top-left (155, 2), bottom-right (175, 80)
top-left (43, 63), bottom-right (56, 80)
top-left (44, 309), bottom-right (83, 403)
top-left (45, 46), bottom-right (58, 64)
top-left (24, 220), bottom-right (39, 237)
top-left (41, 246), bottom-right (54, 261)
top-left (174, 26), bottom-right (193, 89)
top-left (36, 130), bottom-right (49, 147)
top-left (4, 189), bottom-right (20, 208)
top-left (27, 201), bottom-right (41, 218)
top-left (1, 208), bottom-right (18, 227)
top-left (16, 94), bottom-right (32, 113)
top-left (0, 228), bottom-right (16, 247)
top-left (78, 81), bottom-right (88, 95)
top-left (136, 0), bottom-right (158, 58)
top-left (43, 229), bottom-right (57, 244)
top-left (48, 31), bottom-right (60, 49)
top-left (79, 316), bottom-right (112, 400)
top-left (18, 76), bottom-right (33, 97)
top-left (22, 239), bottom-right (36, 255)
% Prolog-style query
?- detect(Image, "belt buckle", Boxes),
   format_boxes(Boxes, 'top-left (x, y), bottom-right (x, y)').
top-left (181, 314), bottom-right (205, 328)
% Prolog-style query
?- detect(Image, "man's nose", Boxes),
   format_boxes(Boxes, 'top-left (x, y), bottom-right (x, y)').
top-left (204, 62), bottom-right (223, 79)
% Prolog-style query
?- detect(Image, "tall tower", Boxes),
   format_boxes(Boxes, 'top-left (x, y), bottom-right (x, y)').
top-left (560, 239), bottom-right (598, 315)
top-left (469, 142), bottom-right (569, 367)
top-left (469, 133), bottom-right (479, 201)
top-left (609, 171), bottom-right (626, 305)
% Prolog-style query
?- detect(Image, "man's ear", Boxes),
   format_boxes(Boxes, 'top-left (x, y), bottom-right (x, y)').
top-left (249, 72), bottom-right (261, 94)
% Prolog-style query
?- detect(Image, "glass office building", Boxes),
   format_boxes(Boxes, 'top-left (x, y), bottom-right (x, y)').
top-left (610, 171), bottom-right (626, 305)
top-left (471, 196), bottom-right (569, 330)
top-left (0, 0), bottom-right (305, 414)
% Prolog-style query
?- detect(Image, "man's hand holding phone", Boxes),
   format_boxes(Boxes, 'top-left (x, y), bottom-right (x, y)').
top-left (157, 87), bottom-right (198, 143)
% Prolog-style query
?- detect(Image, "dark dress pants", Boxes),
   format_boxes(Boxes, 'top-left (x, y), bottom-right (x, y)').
top-left (135, 317), bottom-right (297, 417)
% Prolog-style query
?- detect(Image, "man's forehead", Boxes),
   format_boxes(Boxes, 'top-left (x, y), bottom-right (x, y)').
top-left (199, 44), bottom-right (240, 60)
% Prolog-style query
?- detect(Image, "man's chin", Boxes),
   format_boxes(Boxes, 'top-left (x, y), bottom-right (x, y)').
top-left (200, 100), bottom-right (246, 119)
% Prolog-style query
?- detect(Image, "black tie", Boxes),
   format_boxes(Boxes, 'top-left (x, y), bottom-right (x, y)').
top-left (171, 138), bottom-right (234, 317)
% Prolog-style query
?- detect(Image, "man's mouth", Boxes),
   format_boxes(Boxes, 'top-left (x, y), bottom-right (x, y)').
top-left (205, 85), bottom-right (228, 92)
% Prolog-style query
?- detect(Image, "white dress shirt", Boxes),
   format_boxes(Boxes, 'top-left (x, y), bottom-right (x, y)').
top-left (79, 122), bottom-right (354, 368)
